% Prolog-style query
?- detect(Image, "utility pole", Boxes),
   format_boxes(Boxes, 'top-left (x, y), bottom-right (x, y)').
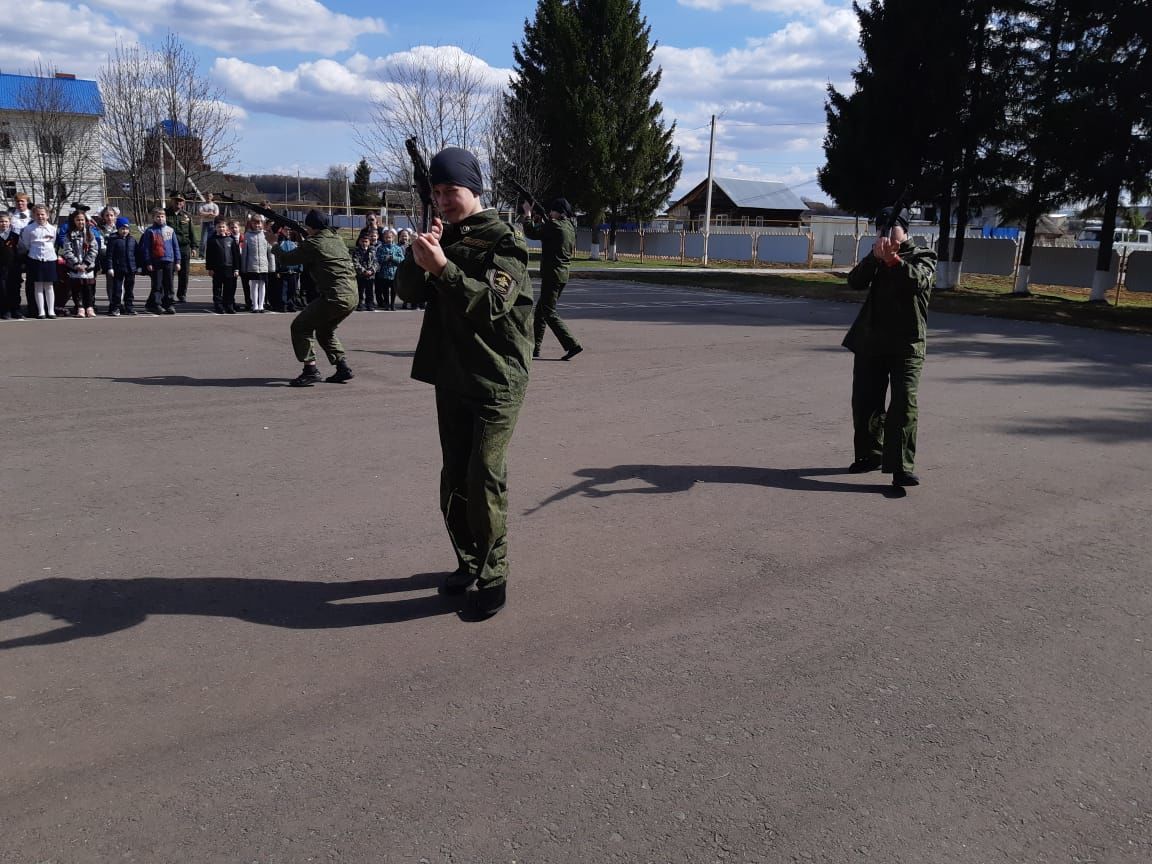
top-left (702, 114), bottom-right (716, 267)
top-left (296, 169), bottom-right (301, 204)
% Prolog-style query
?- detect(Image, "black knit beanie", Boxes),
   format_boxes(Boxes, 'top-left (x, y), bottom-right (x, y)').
top-left (428, 147), bottom-right (484, 195)
top-left (305, 209), bottom-right (330, 230)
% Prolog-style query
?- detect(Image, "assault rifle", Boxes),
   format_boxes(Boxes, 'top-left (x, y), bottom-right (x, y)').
top-left (217, 195), bottom-right (307, 236)
top-left (882, 183), bottom-right (913, 241)
top-left (405, 137), bottom-right (433, 233)
top-left (503, 176), bottom-right (546, 220)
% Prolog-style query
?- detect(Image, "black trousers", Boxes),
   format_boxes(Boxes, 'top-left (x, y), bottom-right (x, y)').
top-left (147, 263), bottom-right (176, 309)
top-left (110, 273), bottom-right (135, 311)
top-left (212, 272), bottom-right (237, 309)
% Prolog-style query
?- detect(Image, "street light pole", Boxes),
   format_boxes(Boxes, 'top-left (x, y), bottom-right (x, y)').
top-left (702, 114), bottom-right (716, 267)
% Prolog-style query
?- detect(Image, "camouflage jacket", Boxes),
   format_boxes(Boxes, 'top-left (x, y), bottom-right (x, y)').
top-left (843, 239), bottom-right (936, 358)
top-left (396, 209), bottom-right (533, 400)
top-left (272, 230), bottom-right (357, 305)
top-left (522, 215), bottom-right (575, 287)
top-left (165, 206), bottom-right (197, 249)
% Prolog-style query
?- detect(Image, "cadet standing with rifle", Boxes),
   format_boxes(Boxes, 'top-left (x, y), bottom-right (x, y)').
top-left (265, 209), bottom-right (358, 387)
top-left (166, 194), bottom-right (197, 303)
top-left (520, 196), bottom-right (581, 360)
top-left (396, 145), bottom-right (533, 619)
top-left (843, 205), bottom-right (936, 487)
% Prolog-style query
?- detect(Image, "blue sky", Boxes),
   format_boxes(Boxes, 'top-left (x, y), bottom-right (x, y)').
top-left (16, 0), bottom-right (862, 202)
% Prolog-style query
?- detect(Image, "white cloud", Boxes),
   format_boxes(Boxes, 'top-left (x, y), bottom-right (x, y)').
top-left (213, 47), bottom-right (512, 124)
top-left (95, 0), bottom-right (386, 53)
top-left (655, 6), bottom-right (859, 197)
top-left (6, 1), bottom-right (136, 78)
top-left (677, 0), bottom-right (841, 14)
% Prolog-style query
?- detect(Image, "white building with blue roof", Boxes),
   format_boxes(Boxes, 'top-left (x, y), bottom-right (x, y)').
top-left (0, 71), bottom-right (105, 216)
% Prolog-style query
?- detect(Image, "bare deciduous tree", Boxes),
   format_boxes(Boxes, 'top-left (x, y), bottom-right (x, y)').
top-left (6, 61), bottom-right (103, 217)
top-left (99, 34), bottom-right (237, 221)
top-left (486, 91), bottom-right (551, 215)
top-left (357, 46), bottom-right (501, 227)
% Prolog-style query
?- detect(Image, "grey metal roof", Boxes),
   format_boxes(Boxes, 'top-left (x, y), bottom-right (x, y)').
top-left (714, 177), bottom-right (808, 211)
top-left (0, 73), bottom-right (104, 115)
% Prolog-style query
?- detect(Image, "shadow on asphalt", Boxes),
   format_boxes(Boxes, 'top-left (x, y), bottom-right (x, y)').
top-left (0, 573), bottom-right (460, 649)
top-left (526, 464), bottom-right (900, 514)
top-left (349, 349), bottom-right (416, 357)
top-left (15, 375), bottom-right (292, 388)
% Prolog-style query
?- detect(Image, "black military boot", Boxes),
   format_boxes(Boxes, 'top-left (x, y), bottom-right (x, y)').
top-left (439, 568), bottom-right (476, 596)
top-left (326, 360), bottom-right (354, 383)
top-left (892, 470), bottom-right (920, 487)
top-left (848, 456), bottom-right (882, 474)
top-left (290, 363), bottom-right (322, 387)
top-left (465, 583), bottom-right (506, 620)
top-left (561, 345), bottom-right (583, 361)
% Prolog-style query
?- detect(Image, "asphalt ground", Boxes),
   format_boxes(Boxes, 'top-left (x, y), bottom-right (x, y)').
top-left (2, 274), bottom-right (1150, 863)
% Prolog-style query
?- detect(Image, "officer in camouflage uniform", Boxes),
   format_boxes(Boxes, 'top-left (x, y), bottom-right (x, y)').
top-left (268, 209), bottom-right (358, 387)
top-left (165, 194), bottom-right (197, 303)
top-left (521, 197), bottom-right (581, 360)
top-left (843, 206), bottom-right (936, 487)
top-left (396, 146), bottom-right (533, 619)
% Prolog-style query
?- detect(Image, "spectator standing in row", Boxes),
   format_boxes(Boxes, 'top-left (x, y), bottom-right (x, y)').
top-left (375, 228), bottom-right (404, 310)
top-left (94, 206), bottom-right (119, 311)
top-left (139, 208), bottom-right (181, 315)
top-left (60, 209), bottom-right (99, 317)
top-left (0, 213), bottom-right (22, 320)
top-left (104, 216), bottom-right (139, 316)
top-left (352, 232), bottom-right (377, 311)
top-left (19, 205), bottom-right (59, 319)
top-left (205, 217), bottom-right (240, 314)
top-left (166, 194), bottom-right (197, 303)
top-left (8, 193), bottom-right (33, 315)
top-left (359, 214), bottom-right (381, 245)
top-left (241, 215), bottom-right (274, 313)
top-left (231, 218), bottom-right (250, 311)
top-left (198, 193), bottom-right (219, 257)
top-left (275, 228), bottom-right (302, 312)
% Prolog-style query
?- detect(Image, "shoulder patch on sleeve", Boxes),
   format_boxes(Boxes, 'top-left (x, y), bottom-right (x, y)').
top-left (488, 267), bottom-right (515, 297)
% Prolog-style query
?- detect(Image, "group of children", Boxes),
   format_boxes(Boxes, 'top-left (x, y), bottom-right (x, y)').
top-left (0, 193), bottom-right (419, 319)
top-left (351, 218), bottom-right (412, 311)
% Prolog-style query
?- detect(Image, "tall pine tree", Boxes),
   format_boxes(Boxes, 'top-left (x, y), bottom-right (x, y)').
top-left (350, 158), bottom-right (373, 210)
top-left (507, 0), bottom-right (682, 255)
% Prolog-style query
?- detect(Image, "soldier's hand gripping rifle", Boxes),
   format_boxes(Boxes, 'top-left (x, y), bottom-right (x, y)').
top-left (217, 195), bottom-right (306, 235)
top-left (405, 137), bottom-right (433, 233)
top-left (884, 183), bottom-right (913, 241)
top-left (503, 176), bottom-right (547, 220)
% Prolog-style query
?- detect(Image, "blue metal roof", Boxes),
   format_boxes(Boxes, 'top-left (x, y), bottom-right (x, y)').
top-left (713, 177), bottom-right (808, 211)
top-left (0, 73), bottom-right (104, 115)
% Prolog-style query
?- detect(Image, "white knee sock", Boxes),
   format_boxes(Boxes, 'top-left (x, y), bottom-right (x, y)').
top-left (251, 279), bottom-right (265, 310)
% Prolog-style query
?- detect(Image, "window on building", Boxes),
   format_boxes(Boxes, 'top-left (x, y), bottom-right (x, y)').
top-left (0, 132), bottom-right (11, 150)
top-left (2, 180), bottom-right (16, 201)
top-left (38, 134), bottom-right (64, 156)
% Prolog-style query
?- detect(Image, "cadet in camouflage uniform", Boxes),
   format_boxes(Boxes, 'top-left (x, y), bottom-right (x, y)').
top-left (521, 197), bottom-right (581, 360)
top-left (268, 209), bottom-right (358, 387)
top-left (843, 206), bottom-right (936, 487)
top-left (396, 147), bottom-right (533, 619)
top-left (165, 194), bottom-right (197, 303)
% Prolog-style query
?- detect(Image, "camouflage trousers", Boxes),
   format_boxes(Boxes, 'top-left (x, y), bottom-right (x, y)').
top-left (436, 388), bottom-right (525, 589)
top-left (291, 295), bottom-right (355, 365)
top-left (851, 353), bottom-right (924, 474)
top-left (533, 278), bottom-right (579, 353)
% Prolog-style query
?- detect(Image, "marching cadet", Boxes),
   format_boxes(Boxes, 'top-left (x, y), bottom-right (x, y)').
top-left (521, 196), bottom-right (581, 360)
top-left (396, 146), bottom-right (533, 619)
top-left (267, 210), bottom-right (358, 386)
top-left (843, 205), bottom-right (936, 487)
